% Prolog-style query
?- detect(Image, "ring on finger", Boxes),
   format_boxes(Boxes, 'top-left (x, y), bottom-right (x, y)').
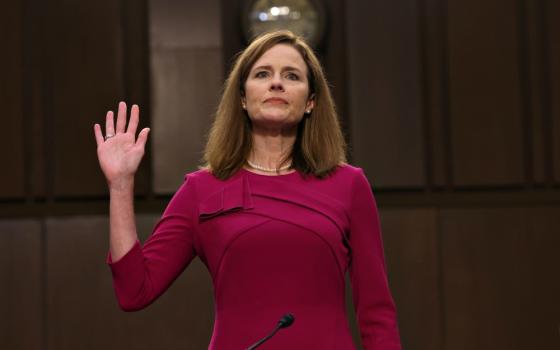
top-left (104, 134), bottom-right (115, 141)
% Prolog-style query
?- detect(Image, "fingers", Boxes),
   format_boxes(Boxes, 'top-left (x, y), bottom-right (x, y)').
top-left (135, 127), bottom-right (150, 149)
top-left (116, 101), bottom-right (127, 134)
top-left (93, 124), bottom-right (104, 146)
top-left (127, 104), bottom-right (140, 136)
top-left (105, 111), bottom-right (115, 137)
top-left (101, 102), bottom-right (144, 145)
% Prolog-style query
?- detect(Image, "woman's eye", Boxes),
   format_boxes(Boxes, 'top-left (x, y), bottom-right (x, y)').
top-left (286, 72), bottom-right (299, 80)
top-left (255, 71), bottom-right (268, 78)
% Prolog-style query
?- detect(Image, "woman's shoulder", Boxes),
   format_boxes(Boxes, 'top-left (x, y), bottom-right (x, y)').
top-left (184, 167), bottom-right (211, 181)
top-left (183, 167), bottom-right (223, 186)
top-left (331, 162), bottom-right (366, 180)
top-left (329, 163), bottom-right (374, 192)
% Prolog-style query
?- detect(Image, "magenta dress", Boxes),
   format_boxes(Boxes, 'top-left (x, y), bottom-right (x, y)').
top-left (108, 164), bottom-right (402, 349)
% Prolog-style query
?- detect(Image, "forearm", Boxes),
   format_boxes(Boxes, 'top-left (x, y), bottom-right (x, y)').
top-left (107, 176), bottom-right (198, 311)
top-left (109, 179), bottom-right (138, 261)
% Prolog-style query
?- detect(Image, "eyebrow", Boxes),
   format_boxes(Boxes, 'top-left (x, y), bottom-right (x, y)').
top-left (251, 65), bottom-right (304, 74)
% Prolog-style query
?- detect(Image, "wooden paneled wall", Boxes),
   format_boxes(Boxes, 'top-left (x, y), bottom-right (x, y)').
top-left (347, 0), bottom-right (425, 188)
top-left (1, 0), bottom-right (151, 201)
top-left (150, 0), bottom-right (223, 193)
top-left (439, 207), bottom-right (560, 350)
top-left (0, 216), bottom-right (215, 350)
top-left (1, 0), bottom-right (25, 198)
top-left (346, 0), bottom-right (560, 349)
top-left (1, 0), bottom-right (559, 350)
top-left (348, 0), bottom-right (560, 190)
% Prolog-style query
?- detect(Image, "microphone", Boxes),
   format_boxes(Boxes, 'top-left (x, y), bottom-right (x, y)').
top-left (245, 313), bottom-right (295, 350)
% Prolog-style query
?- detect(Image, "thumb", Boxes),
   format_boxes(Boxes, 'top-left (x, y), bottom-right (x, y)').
top-left (135, 127), bottom-right (150, 149)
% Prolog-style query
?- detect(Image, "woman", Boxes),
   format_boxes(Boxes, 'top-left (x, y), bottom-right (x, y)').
top-left (94, 30), bottom-right (402, 349)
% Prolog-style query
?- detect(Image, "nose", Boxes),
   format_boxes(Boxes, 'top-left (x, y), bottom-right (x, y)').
top-left (269, 74), bottom-right (284, 91)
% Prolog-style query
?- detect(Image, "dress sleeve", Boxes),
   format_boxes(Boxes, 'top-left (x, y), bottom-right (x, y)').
top-left (348, 168), bottom-right (402, 349)
top-left (107, 174), bottom-right (198, 311)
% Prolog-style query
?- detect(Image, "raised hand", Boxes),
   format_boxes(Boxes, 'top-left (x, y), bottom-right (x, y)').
top-left (93, 102), bottom-right (150, 189)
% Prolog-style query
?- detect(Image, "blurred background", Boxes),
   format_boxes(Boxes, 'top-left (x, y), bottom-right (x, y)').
top-left (1, 0), bottom-right (559, 349)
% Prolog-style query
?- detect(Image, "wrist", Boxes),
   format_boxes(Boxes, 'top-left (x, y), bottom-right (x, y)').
top-left (108, 178), bottom-right (135, 193)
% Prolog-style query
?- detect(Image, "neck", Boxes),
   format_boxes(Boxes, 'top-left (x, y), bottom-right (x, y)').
top-left (249, 125), bottom-right (296, 169)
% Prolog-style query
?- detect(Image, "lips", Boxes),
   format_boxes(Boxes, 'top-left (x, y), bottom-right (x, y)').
top-left (264, 97), bottom-right (288, 104)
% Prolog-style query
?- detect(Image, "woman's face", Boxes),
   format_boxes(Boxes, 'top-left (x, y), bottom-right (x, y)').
top-left (242, 44), bottom-right (314, 131)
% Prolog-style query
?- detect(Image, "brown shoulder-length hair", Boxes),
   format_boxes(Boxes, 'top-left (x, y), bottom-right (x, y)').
top-left (203, 30), bottom-right (346, 180)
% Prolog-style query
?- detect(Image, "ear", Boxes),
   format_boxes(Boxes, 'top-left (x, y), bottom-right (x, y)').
top-left (305, 94), bottom-right (315, 113)
top-left (241, 96), bottom-right (247, 110)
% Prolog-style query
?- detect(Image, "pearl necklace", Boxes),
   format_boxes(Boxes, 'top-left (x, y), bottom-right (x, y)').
top-left (246, 160), bottom-right (292, 173)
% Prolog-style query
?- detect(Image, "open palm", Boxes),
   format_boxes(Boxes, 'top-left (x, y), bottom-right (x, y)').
top-left (93, 102), bottom-right (150, 186)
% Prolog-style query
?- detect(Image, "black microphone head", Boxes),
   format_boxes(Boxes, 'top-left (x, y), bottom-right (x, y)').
top-left (278, 313), bottom-right (295, 328)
